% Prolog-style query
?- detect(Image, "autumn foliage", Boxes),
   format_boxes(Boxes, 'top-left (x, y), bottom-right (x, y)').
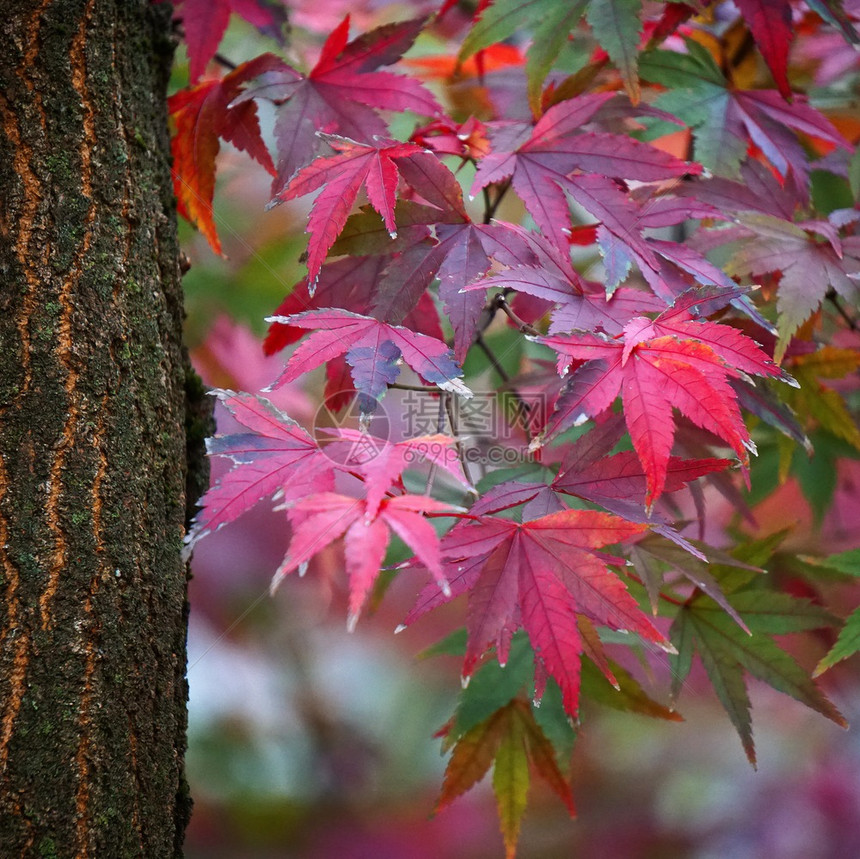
top-left (169, 1), bottom-right (860, 855)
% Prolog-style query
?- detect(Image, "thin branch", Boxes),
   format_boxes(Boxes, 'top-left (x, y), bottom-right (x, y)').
top-left (214, 52), bottom-right (237, 71)
top-left (446, 394), bottom-right (475, 489)
top-left (388, 382), bottom-right (442, 393)
top-left (827, 290), bottom-right (859, 332)
top-left (495, 294), bottom-right (538, 336)
top-left (424, 393), bottom-right (450, 495)
top-left (475, 331), bottom-right (511, 383)
top-left (483, 178), bottom-right (512, 224)
top-left (475, 333), bottom-right (534, 444)
top-left (482, 186), bottom-right (493, 224)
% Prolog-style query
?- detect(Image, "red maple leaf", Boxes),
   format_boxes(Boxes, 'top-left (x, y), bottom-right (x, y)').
top-left (319, 169), bottom-right (510, 354)
top-left (550, 412), bottom-right (731, 512)
top-left (263, 255), bottom-right (444, 355)
top-left (411, 116), bottom-right (492, 161)
top-left (731, 88), bottom-right (850, 182)
top-left (274, 492), bottom-right (455, 629)
top-left (318, 430), bottom-right (472, 517)
top-left (534, 294), bottom-right (793, 506)
top-left (263, 258), bottom-right (447, 414)
top-left (411, 509), bottom-right (665, 718)
top-left (464, 225), bottom-right (665, 335)
top-left (677, 160), bottom-right (799, 221)
top-left (321, 189), bottom-right (535, 362)
top-left (271, 135), bottom-right (461, 289)
top-left (230, 16), bottom-right (441, 193)
top-left (187, 390), bottom-right (336, 547)
top-left (330, 170), bottom-right (536, 361)
top-left (174, 0), bottom-right (287, 84)
top-left (733, 0), bottom-right (794, 99)
top-left (554, 451), bottom-right (731, 508)
top-left (435, 221), bottom-right (529, 361)
top-left (565, 184), bottom-right (735, 298)
top-left (267, 308), bottom-right (471, 407)
top-left (470, 92), bottom-right (699, 252)
top-left (168, 55), bottom-right (279, 253)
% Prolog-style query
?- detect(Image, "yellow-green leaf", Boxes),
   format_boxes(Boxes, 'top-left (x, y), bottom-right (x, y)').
top-left (437, 707), bottom-right (508, 812)
top-left (493, 708), bottom-right (530, 859)
top-left (515, 699), bottom-right (576, 815)
top-left (815, 607), bottom-right (860, 676)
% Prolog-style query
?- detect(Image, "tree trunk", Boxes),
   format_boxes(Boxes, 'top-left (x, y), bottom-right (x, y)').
top-left (0, 1), bottom-right (196, 854)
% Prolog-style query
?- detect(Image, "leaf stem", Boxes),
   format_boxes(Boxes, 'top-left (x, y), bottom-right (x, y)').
top-left (214, 52), bottom-right (238, 72)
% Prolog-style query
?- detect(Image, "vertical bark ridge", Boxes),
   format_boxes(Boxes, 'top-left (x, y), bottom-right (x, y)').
top-left (40, 0), bottom-right (97, 633)
top-left (0, 0), bottom-right (51, 776)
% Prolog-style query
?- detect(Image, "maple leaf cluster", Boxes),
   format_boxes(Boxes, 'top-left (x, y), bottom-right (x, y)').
top-left (173, 0), bottom-right (860, 854)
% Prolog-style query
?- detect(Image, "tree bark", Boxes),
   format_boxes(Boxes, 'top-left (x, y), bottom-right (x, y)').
top-left (0, 1), bottom-right (195, 854)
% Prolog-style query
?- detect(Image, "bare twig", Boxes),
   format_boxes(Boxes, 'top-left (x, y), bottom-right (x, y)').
top-left (388, 382), bottom-right (442, 393)
top-left (495, 294), bottom-right (539, 335)
top-left (827, 290), bottom-right (859, 333)
top-left (424, 394), bottom-right (450, 495)
top-left (445, 393), bottom-right (475, 489)
top-left (475, 332), bottom-right (534, 444)
top-left (483, 178), bottom-right (512, 224)
top-left (475, 331), bottom-right (511, 383)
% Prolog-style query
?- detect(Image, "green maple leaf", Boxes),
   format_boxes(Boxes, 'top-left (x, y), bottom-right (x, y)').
top-left (815, 609), bottom-right (860, 677)
top-left (639, 40), bottom-right (847, 182)
top-left (581, 657), bottom-right (683, 722)
top-left (586, 0), bottom-right (643, 103)
top-left (815, 549), bottom-right (860, 676)
top-left (669, 588), bottom-right (845, 766)
top-left (458, 0), bottom-right (654, 111)
top-left (459, 0), bottom-right (589, 113)
top-left (639, 41), bottom-right (746, 176)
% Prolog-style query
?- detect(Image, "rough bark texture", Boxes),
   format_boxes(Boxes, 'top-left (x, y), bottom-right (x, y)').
top-left (0, 0), bottom-right (194, 855)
